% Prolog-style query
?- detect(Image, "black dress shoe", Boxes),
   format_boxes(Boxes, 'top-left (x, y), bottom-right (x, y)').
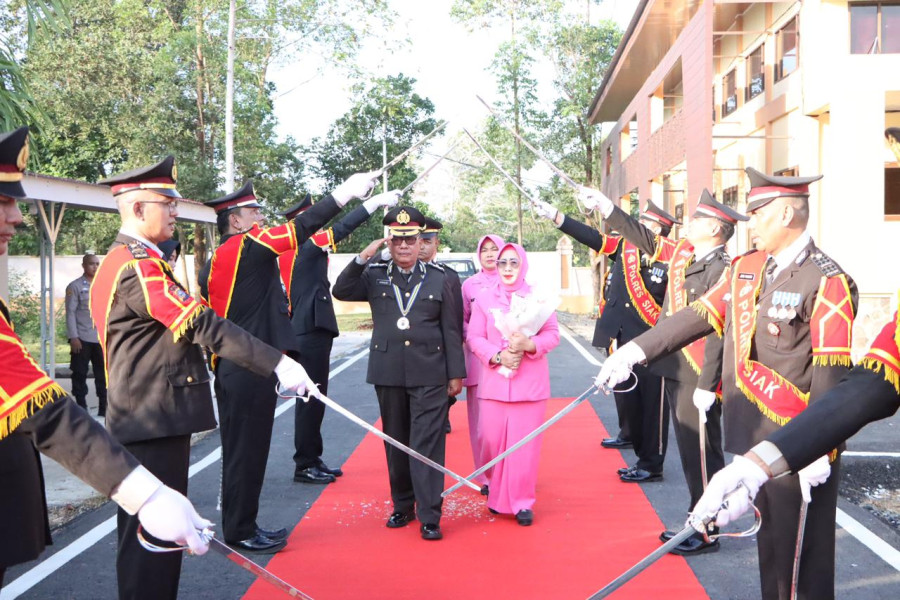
top-left (420, 523), bottom-right (443, 540)
top-left (669, 532), bottom-right (720, 556)
top-left (601, 437), bottom-right (633, 449)
top-left (316, 461), bottom-right (343, 478)
top-left (480, 484), bottom-right (489, 496)
top-left (619, 468), bottom-right (663, 482)
top-left (515, 509), bottom-right (534, 526)
top-left (617, 465), bottom-right (636, 476)
top-left (227, 534), bottom-right (286, 554)
top-left (444, 420), bottom-right (452, 433)
top-left (257, 526), bottom-right (288, 541)
top-left (659, 529), bottom-right (678, 542)
top-left (386, 511), bottom-right (415, 528)
top-left (488, 507), bottom-right (499, 515)
top-left (293, 466), bottom-right (336, 484)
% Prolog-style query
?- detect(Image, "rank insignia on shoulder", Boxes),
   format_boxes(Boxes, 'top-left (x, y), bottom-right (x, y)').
top-left (428, 262), bottom-right (445, 272)
top-left (810, 252), bottom-right (843, 278)
top-left (126, 242), bottom-right (150, 259)
top-left (168, 282), bottom-right (192, 303)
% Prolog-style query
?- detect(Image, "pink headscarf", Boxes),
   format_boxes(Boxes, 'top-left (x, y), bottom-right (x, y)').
top-left (495, 242), bottom-right (530, 300)
top-left (474, 234), bottom-right (505, 276)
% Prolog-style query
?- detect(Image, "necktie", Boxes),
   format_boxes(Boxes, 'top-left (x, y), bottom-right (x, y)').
top-left (764, 257), bottom-right (776, 288)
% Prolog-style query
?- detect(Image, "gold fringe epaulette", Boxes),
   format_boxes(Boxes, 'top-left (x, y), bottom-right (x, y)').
top-left (736, 379), bottom-right (793, 427)
top-left (690, 301), bottom-right (723, 337)
top-left (812, 354), bottom-right (853, 369)
top-left (859, 357), bottom-right (900, 395)
top-left (171, 303), bottom-right (206, 343)
top-left (0, 383), bottom-right (66, 440)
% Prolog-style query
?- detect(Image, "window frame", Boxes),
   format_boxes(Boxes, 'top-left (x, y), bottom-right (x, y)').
top-left (745, 44), bottom-right (765, 101)
top-left (722, 69), bottom-right (738, 117)
top-left (775, 16), bottom-right (799, 82)
top-left (850, 2), bottom-right (900, 54)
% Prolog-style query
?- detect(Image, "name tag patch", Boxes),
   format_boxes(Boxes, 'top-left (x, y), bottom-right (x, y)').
top-left (738, 273), bottom-right (755, 281)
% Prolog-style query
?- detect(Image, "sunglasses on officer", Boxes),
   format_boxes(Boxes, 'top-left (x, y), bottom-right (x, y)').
top-left (389, 235), bottom-right (419, 246)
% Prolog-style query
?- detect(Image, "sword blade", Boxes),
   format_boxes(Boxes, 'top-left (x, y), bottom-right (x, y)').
top-left (442, 385), bottom-right (597, 497)
top-left (461, 127), bottom-right (540, 205)
top-left (699, 412), bottom-right (708, 490)
top-left (475, 94), bottom-right (579, 189)
top-left (305, 388), bottom-right (482, 493)
top-left (399, 141), bottom-right (460, 196)
top-left (587, 526), bottom-right (696, 599)
top-left (380, 120), bottom-right (449, 174)
top-left (208, 538), bottom-right (313, 599)
top-left (790, 501), bottom-right (809, 600)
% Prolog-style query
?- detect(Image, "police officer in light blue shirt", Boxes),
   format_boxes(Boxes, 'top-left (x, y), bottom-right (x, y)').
top-left (65, 253), bottom-right (106, 416)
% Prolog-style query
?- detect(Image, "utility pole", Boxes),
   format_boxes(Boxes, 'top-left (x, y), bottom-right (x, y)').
top-left (224, 0), bottom-right (236, 193)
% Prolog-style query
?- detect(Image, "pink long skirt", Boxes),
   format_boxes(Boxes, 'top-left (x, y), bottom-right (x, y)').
top-left (465, 385), bottom-right (488, 486)
top-left (479, 398), bottom-right (548, 515)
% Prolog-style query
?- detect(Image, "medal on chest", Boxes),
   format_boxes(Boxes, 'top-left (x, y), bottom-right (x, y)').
top-left (767, 290), bottom-right (801, 320)
top-left (389, 262), bottom-right (426, 331)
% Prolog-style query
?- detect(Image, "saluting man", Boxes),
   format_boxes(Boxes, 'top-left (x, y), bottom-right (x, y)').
top-left (597, 167), bottom-right (857, 600)
top-left (0, 128), bottom-right (212, 589)
top-left (534, 198), bottom-right (675, 482)
top-left (199, 175), bottom-right (379, 553)
top-left (92, 157), bottom-right (315, 599)
top-left (582, 187), bottom-right (744, 554)
top-left (332, 206), bottom-right (466, 541)
top-left (277, 190), bottom-right (399, 484)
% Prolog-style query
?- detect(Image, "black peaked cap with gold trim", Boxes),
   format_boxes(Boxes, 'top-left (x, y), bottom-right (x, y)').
top-left (383, 205), bottom-right (426, 237)
top-left (641, 199), bottom-right (680, 227)
top-left (745, 166), bottom-right (822, 213)
top-left (693, 188), bottom-right (748, 223)
top-left (205, 180), bottom-right (263, 214)
top-left (99, 155), bottom-right (181, 198)
top-left (421, 216), bottom-right (443, 239)
top-left (277, 193), bottom-right (314, 219)
top-left (0, 126), bottom-right (30, 199)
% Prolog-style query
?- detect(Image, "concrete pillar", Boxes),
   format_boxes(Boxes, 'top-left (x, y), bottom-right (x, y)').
top-left (556, 235), bottom-right (573, 290)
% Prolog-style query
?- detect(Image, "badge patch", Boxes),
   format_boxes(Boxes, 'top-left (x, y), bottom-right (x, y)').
top-left (168, 283), bottom-right (192, 304)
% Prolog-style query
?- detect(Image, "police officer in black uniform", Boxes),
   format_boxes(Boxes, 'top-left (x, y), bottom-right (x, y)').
top-left (278, 190), bottom-right (399, 484)
top-left (332, 206), bottom-right (466, 541)
top-left (534, 198), bottom-right (674, 482)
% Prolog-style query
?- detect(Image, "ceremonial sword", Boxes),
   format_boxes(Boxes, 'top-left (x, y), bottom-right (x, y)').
top-left (137, 526), bottom-right (313, 599)
top-left (699, 409), bottom-right (709, 490)
top-left (378, 120), bottom-right (449, 175)
top-left (586, 490), bottom-right (762, 599)
top-left (278, 385), bottom-right (482, 493)
top-left (442, 375), bottom-right (639, 497)
top-left (461, 127), bottom-right (542, 207)
top-left (398, 141), bottom-right (460, 196)
top-left (790, 500), bottom-right (809, 600)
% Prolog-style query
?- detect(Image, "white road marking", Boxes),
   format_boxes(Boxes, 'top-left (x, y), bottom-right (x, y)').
top-left (843, 451), bottom-right (900, 459)
top-left (1, 347), bottom-right (370, 600)
top-left (560, 325), bottom-right (900, 573)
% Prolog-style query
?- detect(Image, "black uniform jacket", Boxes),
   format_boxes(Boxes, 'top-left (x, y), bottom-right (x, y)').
top-left (0, 302), bottom-right (138, 568)
top-left (288, 204), bottom-right (371, 337)
top-left (606, 206), bottom-right (726, 390)
top-left (635, 241), bottom-right (858, 453)
top-left (558, 214), bottom-right (667, 348)
top-left (103, 235), bottom-right (283, 445)
top-left (199, 195), bottom-right (343, 351)
top-left (332, 259), bottom-right (466, 387)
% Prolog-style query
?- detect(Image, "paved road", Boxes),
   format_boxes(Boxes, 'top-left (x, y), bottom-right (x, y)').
top-left (3, 325), bottom-right (900, 599)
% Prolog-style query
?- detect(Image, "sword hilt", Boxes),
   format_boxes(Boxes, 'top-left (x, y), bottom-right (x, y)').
top-left (687, 483), bottom-right (763, 542)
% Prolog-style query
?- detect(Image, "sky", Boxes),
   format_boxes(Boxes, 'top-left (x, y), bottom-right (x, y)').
top-left (267, 0), bottom-right (638, 207)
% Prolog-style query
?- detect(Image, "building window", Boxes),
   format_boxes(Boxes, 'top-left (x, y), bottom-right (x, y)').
top-left (722, 69), bottom-right (738, 116)
top-left (712, 86), bottom-right (717, 122)
top-left (775, 166), bottom-right (798, 177)
top-left (887, 168), bottom-right (900, 216)
top-left (628, 190), bottom-right (640, 219)
top-left (745, 45), bottom-right (765, 101)
top-left (775, 17), bottom-right (799, 81)
top-left (721, 186), bottom-right (739, 208)
top-left (851, 3), bottom-right (900, 54)
top-left (605, 147), bottom-right (612, 177)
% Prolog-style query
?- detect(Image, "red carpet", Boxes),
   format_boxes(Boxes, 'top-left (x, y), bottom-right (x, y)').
top-left (243, 399), bottom-right (709, 600)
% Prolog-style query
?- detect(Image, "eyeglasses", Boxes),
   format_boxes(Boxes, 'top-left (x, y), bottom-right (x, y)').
top-left (140, 199), bottom-right (179, 213)
top-left (497, 258), bottom-right (520, 268)
top-left (390, 236), bottom-right (419, 246)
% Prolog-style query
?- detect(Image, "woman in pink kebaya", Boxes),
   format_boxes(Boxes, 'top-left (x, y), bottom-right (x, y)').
top-left (460, 235), bottom-right (504, 492)
top-left (466, 243), bottom-right (559, 526)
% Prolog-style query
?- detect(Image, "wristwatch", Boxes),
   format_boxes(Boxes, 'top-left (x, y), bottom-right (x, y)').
top-left (491, 352), bottom-right (502, 365)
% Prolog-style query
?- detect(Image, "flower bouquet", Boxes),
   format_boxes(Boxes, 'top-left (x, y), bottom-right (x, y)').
top-left (490, 291), bottom-right (560, 378)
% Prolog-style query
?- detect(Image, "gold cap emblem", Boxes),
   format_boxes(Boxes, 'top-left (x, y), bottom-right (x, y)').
top-left (16, 136), bottom-right (29, 171)
top-left (171, 164), bottom-right (178, 182)
top-left (397, 210), bottom-right (410, 225)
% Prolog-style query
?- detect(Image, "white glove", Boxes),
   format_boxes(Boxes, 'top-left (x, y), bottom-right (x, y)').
top-left (274, 356), bottom-right (315, 398)
top-left (691, 455), bottom-right (770, 527)
top-left (594, 341), bottom-right (645, 390)
top-left (532, 200), bottom-right (558, 222)
top-left (331, 171), bottom-right (380, 207)
top-left (138, 486), bottom-right (212, 555)
top-left (577, 185), bottom-right (614, 217)
top-left (797, 455), bottom-right (831, 503)
top-left (363, 190), bottom-right (401, 214)
top-left (693, 388), bottom-right (717, 423)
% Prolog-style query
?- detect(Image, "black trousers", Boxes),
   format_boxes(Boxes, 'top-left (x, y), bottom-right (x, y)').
top-left (754, 456), bottom-right (840, 599)
top-left (664, 379), bottom-right (725, 511)
top-left (117, 435), bottom-right (190, 600)
top-left (70, 340), bottom-right (107, 415)
top-left (612, 393), bottom-right (632, 441)
top-left (617, 363), bottom-right (668, 472)
top-left (375, 384), bottom-right (448, 525)
top-left (290, 331), bottom-right (334, 470)
top-left (215, 359), bottom-right (278, 542)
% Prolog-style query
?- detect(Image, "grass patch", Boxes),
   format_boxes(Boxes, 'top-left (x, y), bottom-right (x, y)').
top-left (337, 313), bottom-right (373, 332)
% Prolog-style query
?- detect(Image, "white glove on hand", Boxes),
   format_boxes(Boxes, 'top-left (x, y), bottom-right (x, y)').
top-left (332, 171), bottom-right (380, 207)
top-left (138, 486), bottom-right (212, 555)
top-left (577, 185), bottom-right (614, 217)
top-left (594, 341), bottom-right (645, 390)
top-left (691, 455), bottom-right (770, 527)
top-left (798, 455), bottom-right (831, 503)
top-left (532, 200), bottom-right (558, 222)
top-left (274, 356), bottom-right (315, 398)
top-left (693, 388), bottom-right (717, 423)
top-left (363, 190), bottom-right (401, 214)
